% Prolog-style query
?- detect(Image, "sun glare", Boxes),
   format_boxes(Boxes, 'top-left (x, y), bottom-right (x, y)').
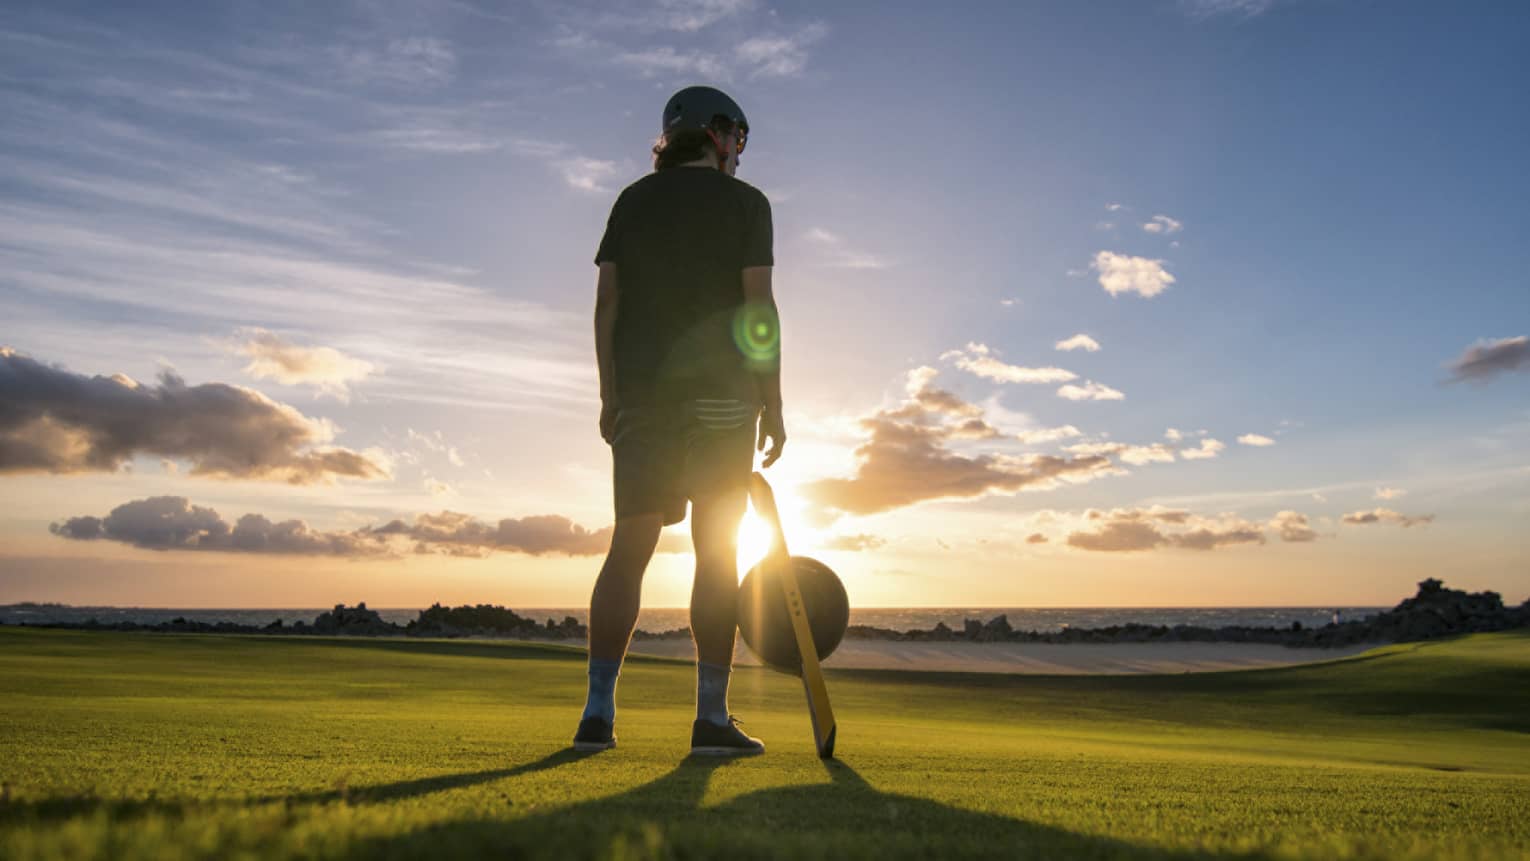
top-left (736, 511), bottom-right (776, 576)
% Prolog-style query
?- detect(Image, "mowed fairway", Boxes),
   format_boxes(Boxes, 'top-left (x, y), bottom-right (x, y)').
top-left (1, 628), bottom-right (1527, 860)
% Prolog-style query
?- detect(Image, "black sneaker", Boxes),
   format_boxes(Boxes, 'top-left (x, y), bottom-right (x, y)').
top-left (690, 715), bottom-right (765, 757)
top-left (573, 716), bottom-right (616, 752)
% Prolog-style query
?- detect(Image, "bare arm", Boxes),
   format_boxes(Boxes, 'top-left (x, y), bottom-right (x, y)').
top-left (594, 262), bottom-right (619, 441)
top-left (742, 265), bottom-right (785, 466)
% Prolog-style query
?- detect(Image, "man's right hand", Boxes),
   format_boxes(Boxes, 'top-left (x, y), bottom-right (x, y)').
top-left (757, 405), bottom-right (786, 468)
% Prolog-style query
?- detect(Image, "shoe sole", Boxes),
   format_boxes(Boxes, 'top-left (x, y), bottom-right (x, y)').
top-left (689, 744), bottom-right (764, 757)
top-left (572, 739), bottom-right (616, 752)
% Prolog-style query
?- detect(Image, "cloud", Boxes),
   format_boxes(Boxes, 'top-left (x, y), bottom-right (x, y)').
top-left (1057, 381), bottom-right (1125, 401)
top-left (1180, 0), bottom-right (1279, 17)
top-left (1142, 214), bottom-right (1183, 234)
top-left (804, 226), bottom-right (888, 269)
top-left (50, 496), bottom-right (673, 557)
top-left (0, 349), bottom-right (385, 483)
top-left (1054, 334), bottom-right (1101, 353)
top-left (333, 37), bottom-right (457, 87)
top-left (799, 368), bottom-right (1118, 518)
top-left (821, 533), bottom-right (885, 552)
top-left (658, 0), bottom-right (755, 32)
top-left (1269, 510), bottom-right (1317, 542)
top-left (232, 328), bottom-right (374, 397)
top-left (1105, 203), bottom-right (1124, 212)
top-left (1179, 438), bottom-right (1226, 460)
top-left (1067, 507), bottom-right (1267, 552)
top-left (1091, 251), bottom-right (1176, 298)
top-left (737, 22), bottom-right (828, 78)
top-left (1341, 508), bottom-right (1435, 528)
top-left (1119, 443), bottom-right (1176, 465)
top-left (1373, 487), bottom-right (1407, 500)
top-left (1164, 428), bottom-right (1184, 442)
top-left (50, 496), bottom-right (389, 555)
top-left (558, 157), bottom-right (619, 192)
top-left (1444, 336), bottom-right (1529, 383)
top-left (1237, 433), bottom-right (1276, 447)
top-left (1014, 425), bottom-right (1084, 445)
top-left (941, 343), bottom-right (1076, 384)
top-left (613, 46), bottom-right (728, 80)
top-left (1025, 532), bottom-right (1048, 544)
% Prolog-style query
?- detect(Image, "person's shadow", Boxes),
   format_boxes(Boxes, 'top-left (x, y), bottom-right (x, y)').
top-left (333, 750), bottom-right (1269, 860)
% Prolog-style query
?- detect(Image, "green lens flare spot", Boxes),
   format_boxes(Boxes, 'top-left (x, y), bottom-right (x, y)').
top-left (732, 303), bottom-right (780, 367)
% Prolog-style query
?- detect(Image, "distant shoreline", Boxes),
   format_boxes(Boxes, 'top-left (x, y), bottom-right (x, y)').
top-left (3, 579), bottom-right (1524, 649)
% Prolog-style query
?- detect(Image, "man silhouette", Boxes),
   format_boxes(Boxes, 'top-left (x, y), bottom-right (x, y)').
top-left (575, 85), bottom-right (786, 756)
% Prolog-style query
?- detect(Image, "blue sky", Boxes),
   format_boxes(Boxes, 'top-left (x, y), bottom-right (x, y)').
top-left (1, 0), bottom-right (1527, 608)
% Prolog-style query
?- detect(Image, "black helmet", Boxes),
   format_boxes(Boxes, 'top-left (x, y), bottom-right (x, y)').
top-left (662, 85), bottom-right (748, 136)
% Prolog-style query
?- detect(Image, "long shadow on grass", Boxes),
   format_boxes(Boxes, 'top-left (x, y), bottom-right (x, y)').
top-left (338, 754), bottom-right (1269, 860)
top-left (0, 748), bottom-right (596, 825)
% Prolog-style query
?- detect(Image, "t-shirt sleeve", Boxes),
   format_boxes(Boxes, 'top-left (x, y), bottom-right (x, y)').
top-left (742, 190), bottom-right (773, 268)
top-left (594, 194), bottom-right (623, 265)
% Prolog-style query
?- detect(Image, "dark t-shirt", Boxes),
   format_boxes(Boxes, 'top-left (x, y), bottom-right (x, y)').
top-left (595, 166), bottom-right (773, 408)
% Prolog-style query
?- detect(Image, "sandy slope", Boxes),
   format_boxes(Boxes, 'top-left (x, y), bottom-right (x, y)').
top-left (621, 638), bottom-right (1376, 674)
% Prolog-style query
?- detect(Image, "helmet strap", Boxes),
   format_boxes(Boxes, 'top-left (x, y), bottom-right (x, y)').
top-left (704, 128), bottom-right (730, 171)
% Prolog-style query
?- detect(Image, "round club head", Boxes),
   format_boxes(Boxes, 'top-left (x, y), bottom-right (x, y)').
top-left (736, 556), bottom-right (850, 674)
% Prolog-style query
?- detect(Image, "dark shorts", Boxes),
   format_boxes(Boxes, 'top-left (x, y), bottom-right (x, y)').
top-left (611, 398), bottom-right (760, 526)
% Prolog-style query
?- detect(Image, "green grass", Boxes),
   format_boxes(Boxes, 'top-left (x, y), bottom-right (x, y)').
top-left (1, 627), bottom-right (1527, 860)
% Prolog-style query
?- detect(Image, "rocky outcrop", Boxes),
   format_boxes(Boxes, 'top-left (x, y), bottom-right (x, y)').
top-left (840, 580), bottom-right (1530, 648)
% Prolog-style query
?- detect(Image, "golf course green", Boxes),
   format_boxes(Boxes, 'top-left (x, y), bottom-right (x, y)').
top-left (1, 626), bottom-right (1526, 860)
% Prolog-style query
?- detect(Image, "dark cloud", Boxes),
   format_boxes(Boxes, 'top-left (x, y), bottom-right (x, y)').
top-left (50, 497), bottom-right (692, 558)
top-left (0, 348), bottom-right (385, 483)
top-left (1025, 532), bottom-right (1048, 544)
top-left (800, 368), bottom-right (1117, 518)
top-left (1445, 336), bottom-right (1529, 383)
top-left (1340, 508), bottom-right (1434, 528)
top-left (1067, 508), bottom-right (1272, 552)
top-left (50, 497), bottom-right (388, 555)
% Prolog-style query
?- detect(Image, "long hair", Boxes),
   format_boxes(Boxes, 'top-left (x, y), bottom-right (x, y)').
top-left (651, 124), bottom-right (730, 171)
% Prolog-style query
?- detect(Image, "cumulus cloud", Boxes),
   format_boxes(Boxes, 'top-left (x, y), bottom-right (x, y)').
top-left (1105, 203), bottom-right (1125, 212)
top-left (1270, 510), bottom-right (1317, 542)
top-left (232, 328), bottom-right (374, 397)
top-left (1055, 334), bottom-right (1101, 353)
top-left (1341, 508), bottom-right (1434, 528)
top-left (821, 532), bottom-right (885, 551)
top-left (1057, 381), bottom-right (1125, 401)
top-left (1164, 428), bottom-right (1184, 442)
top-left (1179, 438), bottom-right (1226, 460)
top-left (0, 349), bottom-right (386, 483)
top-left (1091, 251), bottom-right (1176, 298)
top-left (1025, 532), bottom-right (1048, 544)
top-left (559, 157), bottom-right (619, 192)
top-left (1142, 215), bottom-right (1183, 234)
top-left (1067, 507), bottom-right (1267, 552)
top-left (800, 368), bottom-right (1118, 518)
top-left (1014, 425), bottom-right (1084, 444)
top-left (49, 497), bottom-right (681, 557)
top-left (1373, 487), bottom-right (1406, 500)
top-left (941, 343), bottom-right (1077, 384)
top-left (1237, 433), bottom-right (1276, 447)
top-left (1444, 336), bottom-right (1529, 383)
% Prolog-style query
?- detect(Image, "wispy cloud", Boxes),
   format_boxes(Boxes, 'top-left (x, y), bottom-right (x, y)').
top-left (1142, 214), bottom-right (1183, 234)
top-left (804, 226), bottom-right (888, 269)
top-left (332, 37), bottom-right (457, 87)
top-left (1237, 433), bottom-right (1276, 447)
top-left (941, 343), bottom-right (1076, 384)
top-left (1091, 251), bottom-right (1176, 298)
top-left (737, 22), bottom-right (829, 78)
top-left (1373, 487), bottom-right (1407, 500)
top-left (1055, 333), bottom-right (1101, 353)
top-left (1057, 381), bottom-right (1125, 401)
top-left (1180, 0), bottom-right (1281, 18)
top-left (1341, 508), bottom-right (1434, 528)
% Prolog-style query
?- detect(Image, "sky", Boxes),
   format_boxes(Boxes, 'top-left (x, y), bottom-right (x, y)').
top-left (2, 0), bottom-right (1527, 609)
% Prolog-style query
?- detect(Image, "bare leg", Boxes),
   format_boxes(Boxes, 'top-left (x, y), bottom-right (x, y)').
top-left (587, 513), bottom-right (663, 662)
top-left (690, 489), bottom-right (748, 667)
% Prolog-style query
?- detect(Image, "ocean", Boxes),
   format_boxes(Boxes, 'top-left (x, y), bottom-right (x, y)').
top-left (0, 604), bottom-right (1386, 633)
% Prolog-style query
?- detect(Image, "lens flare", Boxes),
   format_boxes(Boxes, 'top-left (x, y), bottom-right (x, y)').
top-left (732, 302), bottom-right (779, 368)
